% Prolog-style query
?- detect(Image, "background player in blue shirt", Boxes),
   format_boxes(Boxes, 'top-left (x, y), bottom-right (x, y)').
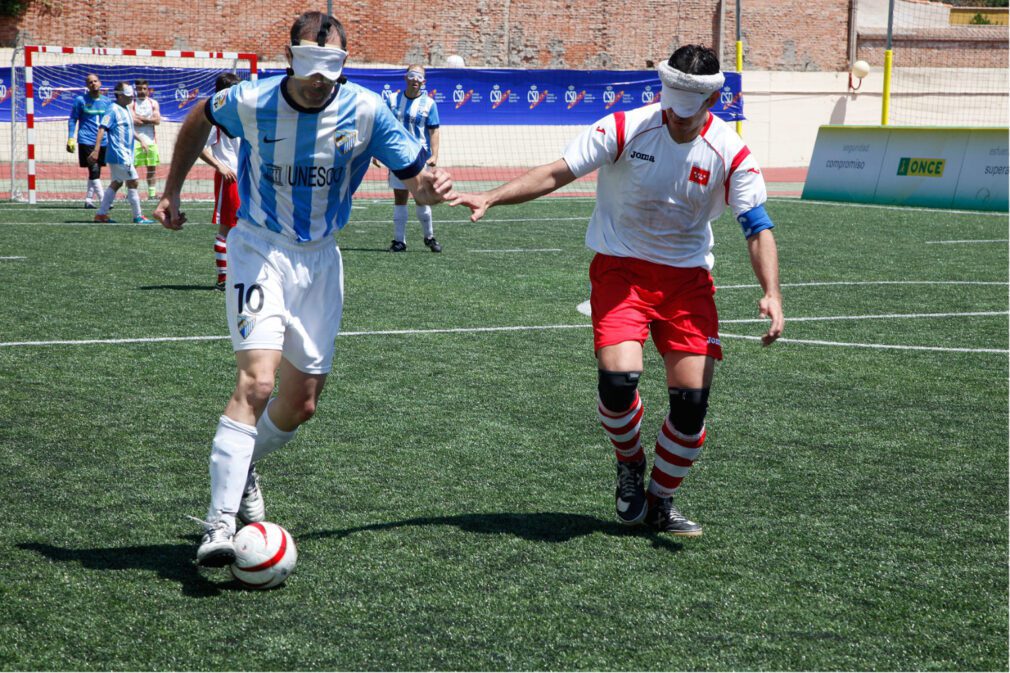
top-left (154, 11), bottom-right (456, 567)
top-left (67, 73), bottom-right (112, 208)
top-left (380, 65), bottom-right (443, 252)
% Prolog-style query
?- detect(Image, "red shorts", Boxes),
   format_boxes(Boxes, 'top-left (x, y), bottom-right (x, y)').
top-left (589, 253), bottom-right (722, 360)
top-left (212, 173), bottom-right (240, 228)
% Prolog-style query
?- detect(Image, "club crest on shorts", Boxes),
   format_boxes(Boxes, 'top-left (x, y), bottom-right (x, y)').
top-left (333, 129), bottom-right (357, 155)
top-left (237, 315), bottom-right (256, 340)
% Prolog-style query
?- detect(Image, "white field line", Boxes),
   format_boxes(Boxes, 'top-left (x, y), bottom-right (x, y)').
top-left (717, 280), bottom-right (1007, 290)
top-left (468, 248), bottom-right (562, 253)
top-left (925, 239), bottom-right (1008, 245)
top-left (722, 310), bottom-right (1008, 324)
top-left (721, 333), bottom-right (1008, 354)
top-left (0, 256), bottom-right (26, 260)
top-left (774, 197), bottom-right (1010, 217)
top-left (1, 310), bottom-right (1006, 352)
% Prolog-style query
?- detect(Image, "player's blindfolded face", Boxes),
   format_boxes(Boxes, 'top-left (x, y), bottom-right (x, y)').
top-left (289, 41), bottom-right (348, 84)
top-left (406, 72), bottom-right (425, 83)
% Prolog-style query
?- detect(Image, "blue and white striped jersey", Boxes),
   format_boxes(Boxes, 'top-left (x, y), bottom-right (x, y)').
top-left (206, 76), bottom-right (427, 242)
top-left (99, 103), bottom-right (135, 165)
top-left (385, 91), bottom-right (440, 151)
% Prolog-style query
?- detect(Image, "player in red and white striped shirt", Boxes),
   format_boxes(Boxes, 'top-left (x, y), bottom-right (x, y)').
top-left (453, 45), bottom-right (784, 537)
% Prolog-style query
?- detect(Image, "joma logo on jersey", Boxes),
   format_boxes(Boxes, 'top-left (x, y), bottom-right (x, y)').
top-left (897, 157), bottom-right (945, 177)
top-left (266, 163), bottom-right (345, 188)
top-left (333, 129), bottom-right (357, 154)
top-left (689, 166), bottom-right (711, 185)
top-left (629, 151), bottom-right (655, 163)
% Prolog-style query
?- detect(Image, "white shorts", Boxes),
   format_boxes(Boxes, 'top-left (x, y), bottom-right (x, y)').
top-left (225, 221), bottom-right (345, 374)
top-left (387, 172), bottom-right (407, 191)
top-left (109, 163), bottom-right (139, 182)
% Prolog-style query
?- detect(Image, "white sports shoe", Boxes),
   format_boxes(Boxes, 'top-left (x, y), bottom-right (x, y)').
top-left (238, 465), bottom-right (266, 525)
top-left (195, 516), bottom-right (236, 567)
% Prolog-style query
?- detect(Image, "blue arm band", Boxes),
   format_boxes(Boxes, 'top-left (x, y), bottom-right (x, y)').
top-left (391, 148), bottom-right (429, 180)
top-left (737, 204), bottom-right (775, 239)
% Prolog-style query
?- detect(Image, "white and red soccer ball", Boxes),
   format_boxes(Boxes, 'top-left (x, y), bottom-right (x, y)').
top-left (230, 521), bottom-right (297, 589)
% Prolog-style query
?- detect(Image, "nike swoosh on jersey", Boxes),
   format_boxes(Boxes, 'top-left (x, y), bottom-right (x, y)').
top-left (263, 136), bottom-right (286, 143)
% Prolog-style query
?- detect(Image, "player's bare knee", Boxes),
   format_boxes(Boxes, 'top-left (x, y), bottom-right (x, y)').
top-left (598, 370), bottom-right (642, 412)
top-left (668, 387), bottom-right (710, 435)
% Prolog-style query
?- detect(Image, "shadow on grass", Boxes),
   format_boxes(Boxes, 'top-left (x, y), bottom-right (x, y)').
top-left (304, 511), bottom-right (683, 552)
top-left (137, 284), bottom-right (219, 292)
top-left (17, 538), bottom-right (241, 598)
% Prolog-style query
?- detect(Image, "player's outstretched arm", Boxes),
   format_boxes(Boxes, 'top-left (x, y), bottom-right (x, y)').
top-left (404, 166), bottom-right (456, 206)
top-left (154, 100), bottom-right (213, 231)
top-left (450, 158), bottom-right (576, 222)
top-left (746, 228), bottom-right (784, 345)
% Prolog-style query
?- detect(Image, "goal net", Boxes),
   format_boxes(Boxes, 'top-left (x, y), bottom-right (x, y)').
top-left (864, 0), bottom-right (1009, 126)
top-left (7, 46), bottom-right (257, 203)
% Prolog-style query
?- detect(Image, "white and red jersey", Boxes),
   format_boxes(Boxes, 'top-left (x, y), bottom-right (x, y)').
top-left (131, 97), bottom-right (160, 144)
top-left (205, 125), bottom-right (239, 173)
top-left (563, 103), bottom-right (767, 270)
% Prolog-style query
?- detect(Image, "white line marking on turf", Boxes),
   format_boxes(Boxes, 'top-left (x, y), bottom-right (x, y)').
top-left (3, 310), bottom-right (1007, 353)
top-left (774, 198), bottom-right (1009, 217)
top-left (0, 216), bottom-right (592, 227)
top-left (0, 256), bottom-right (26, 260)
top-left (721, 310), bottom-right (1008, 324)
top-left (716, 280), bottom-right (1007, 290)
top-left (925, 239), bottom-right (1008, 245)
top-left (469, 248), bottom-right (562, 253)
top-left (721, 333), bottom-right (1009, 354)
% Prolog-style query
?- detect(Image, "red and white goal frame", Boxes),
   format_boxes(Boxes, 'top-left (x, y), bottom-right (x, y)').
top-left (20, 45), bottom-right (258, 204)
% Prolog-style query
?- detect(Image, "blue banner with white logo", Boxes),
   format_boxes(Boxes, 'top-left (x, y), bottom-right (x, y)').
top-left (338, 68), bottom-right (744, 125)
top-left (0, 68), bottom-right (13, 118)
top-left (6, 65), bottom-right (742, 124)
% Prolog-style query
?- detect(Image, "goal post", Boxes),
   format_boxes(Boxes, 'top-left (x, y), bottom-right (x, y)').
top-left (11, 46), bottom-right (257, 204)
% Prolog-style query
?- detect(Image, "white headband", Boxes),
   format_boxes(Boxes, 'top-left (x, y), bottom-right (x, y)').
top-left (290, 41), bottom-right (348, 82)
top-left (656, 61), bottom-right (725, 117)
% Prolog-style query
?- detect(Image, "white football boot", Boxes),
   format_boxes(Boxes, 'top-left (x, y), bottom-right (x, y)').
top-left (195, 515), bottom-right (236, 567)
top-left (238, 465), bottom-right (266, 525)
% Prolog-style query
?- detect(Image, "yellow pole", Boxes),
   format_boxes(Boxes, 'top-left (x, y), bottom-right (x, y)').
top-left (881, 49), bottom-right (893, 125)
top-left (735, 40), bottom-right (743, 136)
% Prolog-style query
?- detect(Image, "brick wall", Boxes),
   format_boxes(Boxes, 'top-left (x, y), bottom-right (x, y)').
top-left (1, 0), bottom-right (855, 71)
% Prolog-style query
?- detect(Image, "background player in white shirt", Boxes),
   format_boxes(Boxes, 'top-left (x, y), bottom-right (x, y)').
top-left (154, 12), bottom-right (456, 566)
top-left (379, 65), bottom-right (443, 253)
top-left (130, 79), bottom-right (161, 200)
top-left (198, 73), bottom-right (243, 290)
top-left (453, 45), bottom-right (784, 538)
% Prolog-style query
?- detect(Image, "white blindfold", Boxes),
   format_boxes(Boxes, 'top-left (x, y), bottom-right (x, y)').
top-left (290, 41), bottom-right (348, 82)
top-left (656, 61), bottom-right (725, 118)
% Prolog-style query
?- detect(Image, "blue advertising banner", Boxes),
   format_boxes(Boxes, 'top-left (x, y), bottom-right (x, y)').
top-left (0, 67), bottom-right (13, 118)
top-left (339, 68), bottom-right (744, 125)
top-left (8, 65), bottom-right (743, 124)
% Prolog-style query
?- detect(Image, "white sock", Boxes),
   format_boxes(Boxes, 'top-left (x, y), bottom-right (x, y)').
top-left (416, 205), bottom-right (434, 239)
top-left (252, 399), bottom-right (298, 462)
top-left (208, 415), bottom-right (257, 520)
top-left (85, 182), bottom-right (94, 202)
top-left (127, 188), bottom-right (142, 219)
top-left (90, 179), bottom-right (104, 203)
top-left (393, 205), bottom-right (408, 243)
top-left (97, 187), bottom-right (116, 216)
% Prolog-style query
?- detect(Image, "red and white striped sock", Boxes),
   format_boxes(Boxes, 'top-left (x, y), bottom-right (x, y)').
top-left (214, 234), bottom-right (227, 284)
top-left (598, 392), bottom-right (645, 463)
top-left (648, 418), bottom-right (706, 498)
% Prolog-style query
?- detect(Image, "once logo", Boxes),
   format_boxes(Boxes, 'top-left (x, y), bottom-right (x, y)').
top-left (896, 157), bottom-right (946, 178)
